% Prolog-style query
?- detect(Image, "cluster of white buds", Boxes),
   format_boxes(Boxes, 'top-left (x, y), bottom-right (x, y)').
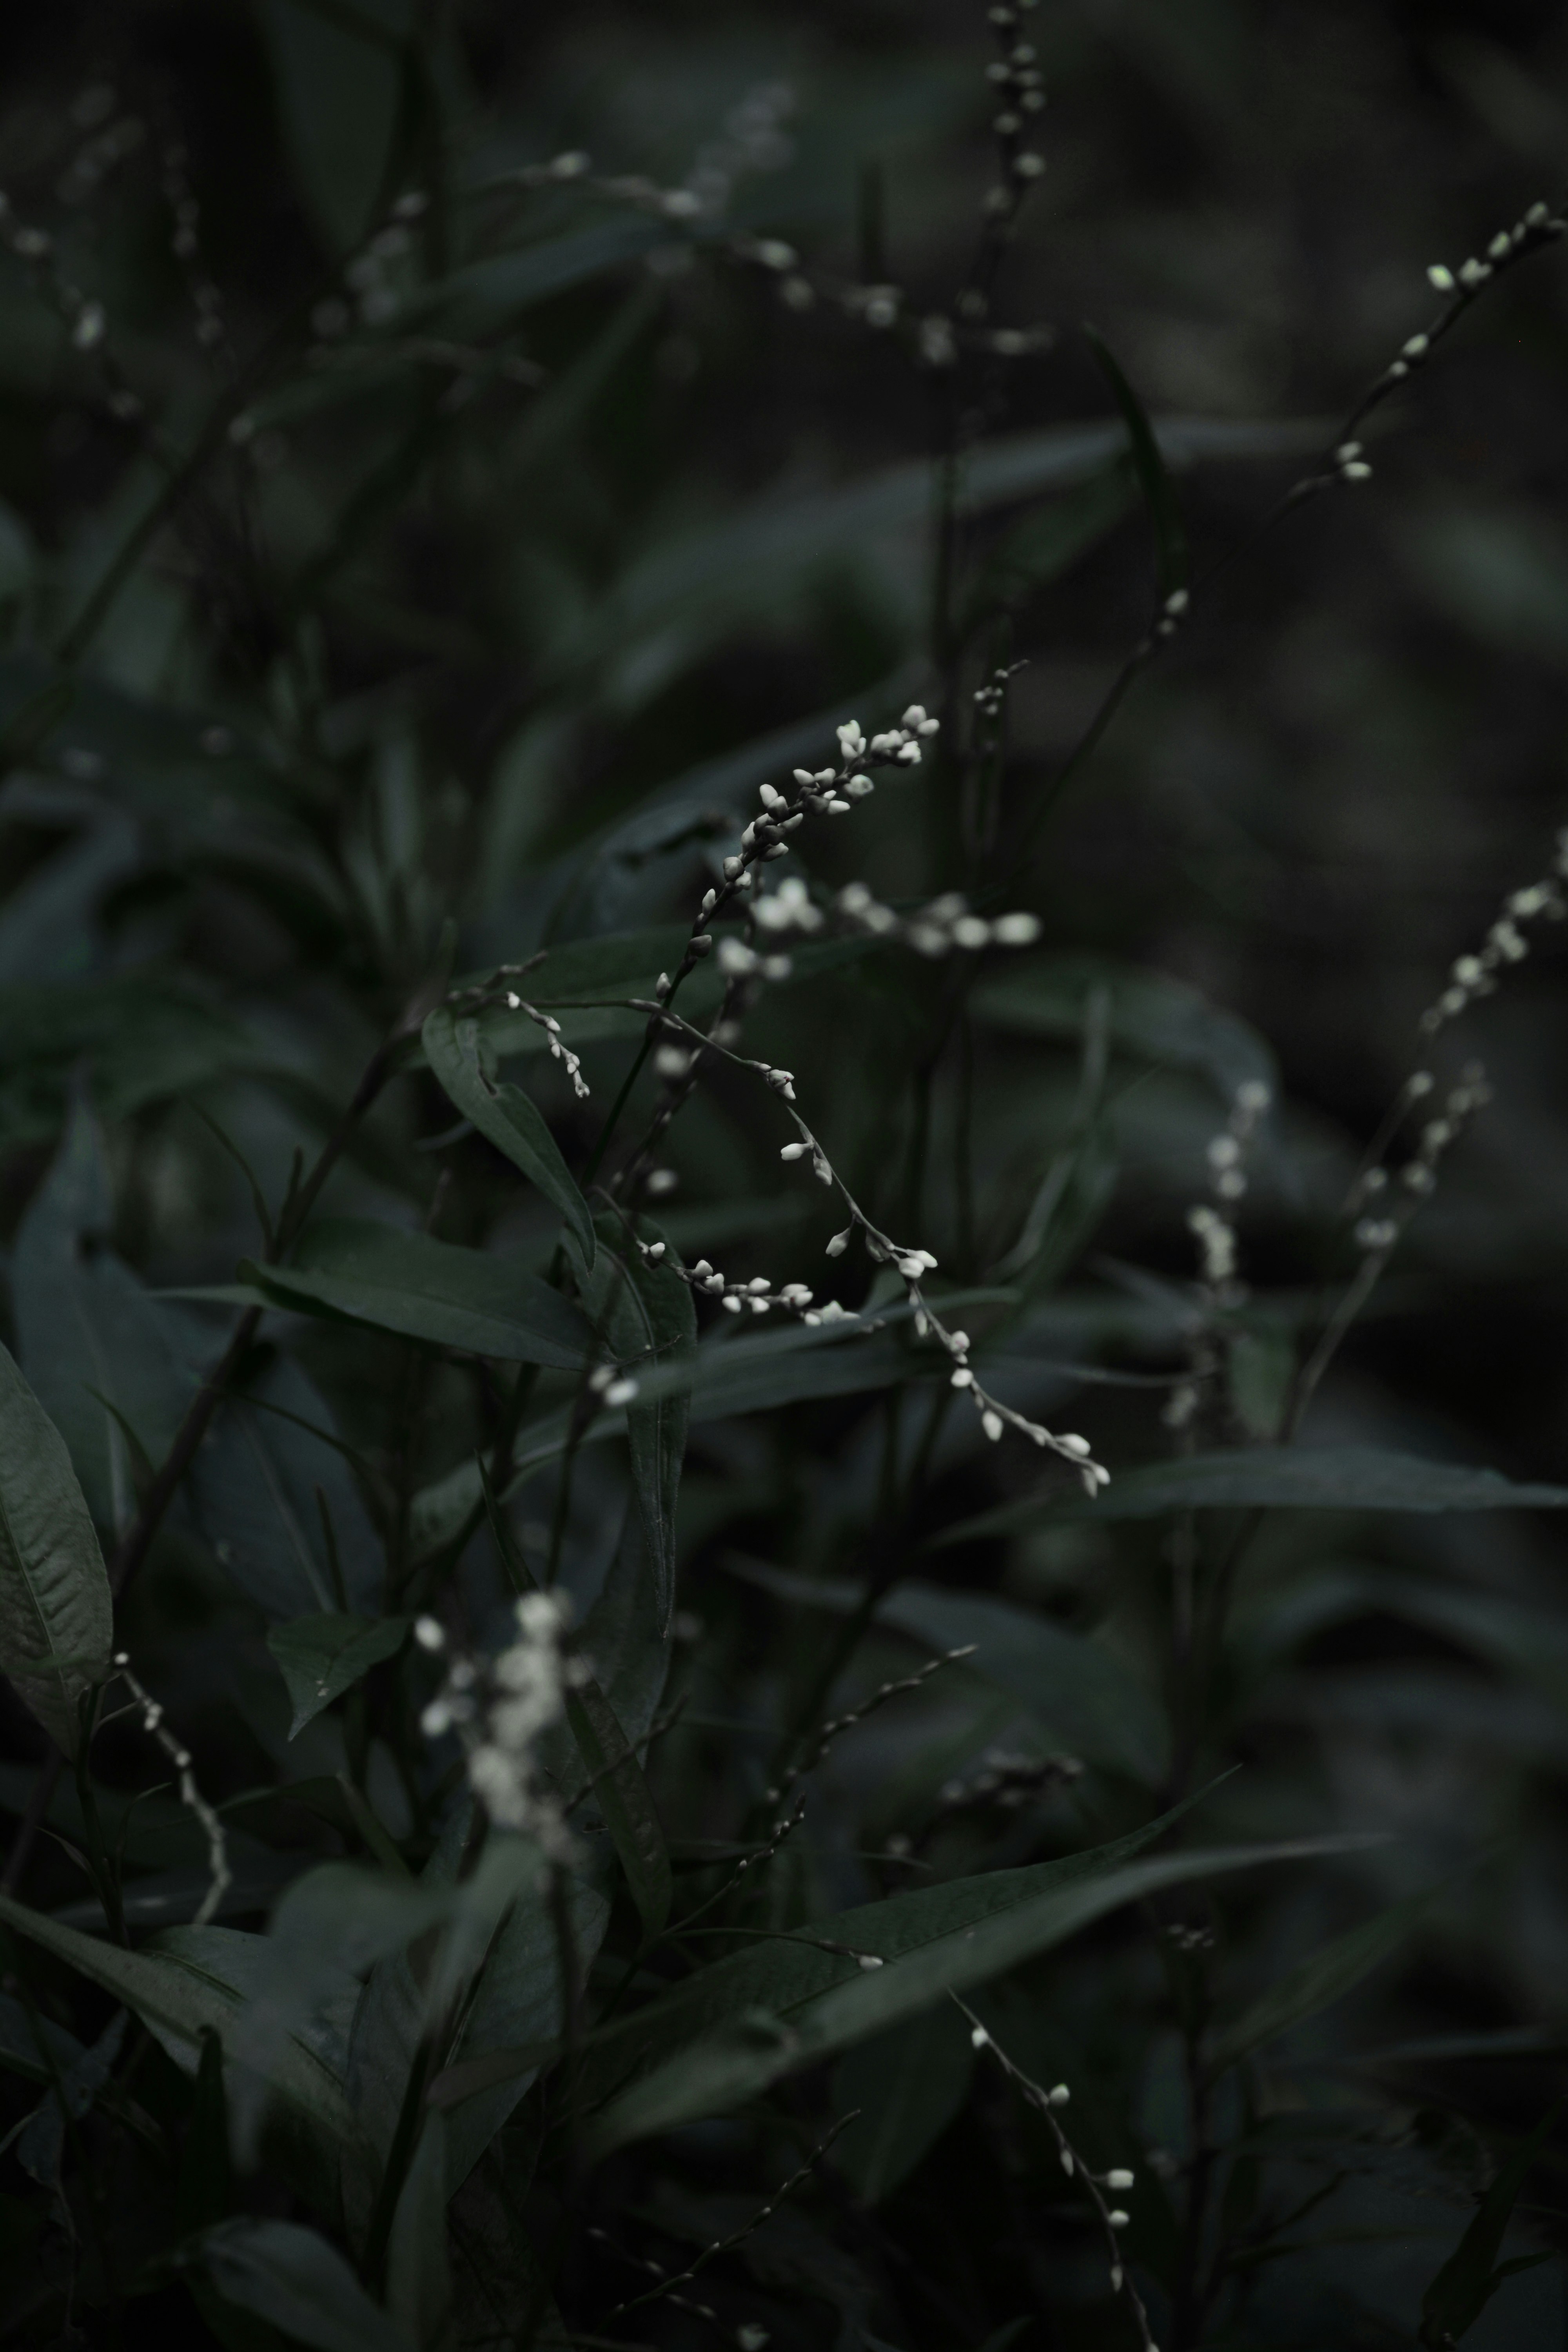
top-left (111, 1653), bottom-right (231, 1928)
top-left (975, 0), bottom-right (1047, 245)
top-left (443, 961), bottom-right (592, 1100)
top-left (962, 2006), bottom-right (1156, 2348)
top-left (637, 999), bottom-right (1107, 1490)
top-left (652, 1236), bottom-right (856, 1329)
top-left (1151, 586), bottom-right (1191, 642)
top-left (414, 1595), bottom-right (582, 1851)
top-left (57, 83), bottom-right (145, 209)
top-left (160, 136), bottom-right (227, 354)
top-left (1418, 828), bottom-right (1568, 1037)
top-left (1349, 1063), bottom-right (1490, 1255)
top-left (0, 187), bottom-right (136, 412)
top-left (681, 80), bottom-right (795, 220)
top-left (1334, 439), bottom-right (1372, 485)
top-left (1164, 1080), bottom-right (1270, 1432)
top-left (588, 1359), bottom-right (641, 1409)
top-left (750, 873), bottom-right (1042, 959)
top-left (1425, 202), bottom-right (1563, 305)
top-left (644, 709), bottom-right (942, 1025)
top-left (306, 189), bottom-right (428, 342)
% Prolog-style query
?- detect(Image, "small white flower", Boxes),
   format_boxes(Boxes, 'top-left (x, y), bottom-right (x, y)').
top-left (991, 911), bottom-right (1041, 946)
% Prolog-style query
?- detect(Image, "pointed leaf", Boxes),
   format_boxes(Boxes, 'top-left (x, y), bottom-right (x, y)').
top-left (190, 1350), bottom-right (382, 1619)
top-left (0, 1341), bottom-right (113, 1756)
top-left (1419, 2105), bottom-right (1561, 2345)
top-left (584, 1834), bottom-right (1374, 2156)
top-left (563, 1678), bottom-right (671, 1938)
top-left (1208, 1889), bottom-right (1431, 2073)
top-left (387, 2115), bottom-right (452, 2352)
top-left (17, 2008), bottom-right (126, 2187)
top-left (587, 1223), bottom-right (695, 1631)
top-left (943, 1445), bottom-right (1568, 1541)
top-left (831, 2006), bottom-right (974, 2203)
top-left (0, 1889), bottom-right (359, 2154)
top-left (13, 1098), bottom-right (199, 1532)
top-left (422, 1007), bottom-right (595, 1269)
top-left (258, 0), bottom-right (411, 258)
top-left (1083, 324), bottom-right (1189, 599)
top-left (198, 2217), bottom-right (412, 2352)
top-left (249, 1218), bottom-right (592, 1367)
top-left (267, 1613), bottom-right (411, 1739)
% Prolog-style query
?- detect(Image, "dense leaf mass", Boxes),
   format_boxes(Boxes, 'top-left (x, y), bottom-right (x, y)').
top-left (0, 4), bottom-right (1566, 2348)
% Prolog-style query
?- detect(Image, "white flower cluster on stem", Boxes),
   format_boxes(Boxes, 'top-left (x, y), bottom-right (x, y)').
top-left (635, 1002), bottom-right (1110, 1494)
top-left (958, 1998), bottom-right (1158, 2351)
top-left (1163, 1080), bottom-right (1271, 1434)
top-left (1417, 826), bottom-right (1568, 1038)
top-left (446, 958), bottom-right (591, 1098)
top-left (415, 1593), bottom-right (583, 1853)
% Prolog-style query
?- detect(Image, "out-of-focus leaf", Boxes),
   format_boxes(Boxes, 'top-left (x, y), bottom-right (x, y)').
top-left (0, 978), bottom-right (270, 1147)
top-left (1084, 325), bottom-right (1190, 599)
top-left (1401, 501), bottom-right (1568, 667)
top-left (267, 1612), bottom-right (411, 1738)
top-left (958, 464), bottom-right (1134, 635)
top-left (731, 1562), bottom-right (1165, 1781)
top-left (1418, 2105), bottom-right (1559, 2346)
top-left (831, 2005), bottom-right (973, 2202)
top-left (411, 217), bottom-right (675, 344)
top-left (563, 1675), bottom-right (671, 1938)
top-left (585, 416), bottom-right (1318, 679)
top-left (971, 953), bottom-right (1276, 1107)
top-left (198, 2217), bottom-right (411, 2352)
top-left (0, 819), bottom-right (138, 984)
top-left (435, 1853), bottom-right (610, 2194)
top-left (942, 1445), bottom-right (1568, 1541)
top-left (248, 1218), bottom-right (592, 1368)
top-left (583, 1832), bottom-right (1372, 2156)
top-left (422, 1007), bottom-right (595, 1269)
top-left (0, 1340), bottom-right (113, 1757)
top-left (258, 0), bottom-right (412, 258)
top-left (13, 1099), bottom-right (198, 1530)
top-left (16, 2008), bottom-right (126, 2187)
top-left (189, 1349), bottom-right (382, 1619)
top-left (587, 1223), bottom-right (695, 1631)
top-left (387, 2114), bottom-right (451, 2351)
top-left (1208, 1890), bottom-right (1431, 2073)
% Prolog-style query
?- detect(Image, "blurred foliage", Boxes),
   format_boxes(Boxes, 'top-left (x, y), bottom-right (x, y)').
top-left (0, 2), bottom-right (1567, 2348)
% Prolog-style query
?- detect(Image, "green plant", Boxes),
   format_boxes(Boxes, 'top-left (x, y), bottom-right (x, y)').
top-left (0, 6), bottom-right (1564, 2349)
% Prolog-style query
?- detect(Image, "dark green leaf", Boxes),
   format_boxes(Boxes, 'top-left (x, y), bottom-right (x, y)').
top-left (1083, 324), bottom-right (1189, 599)
top-left (13, 1100), bottom-right (201, 1530)
top-left (422, 1007), bottom-right (595, 1269)
top-left (563, 1677), bottom-right (671, 1938)
top-left (941, 1446), bottom-right (1568, 1543)
top-left (831, 2005), bottom-right (974, 2202)
top-left (189, 1350), bottom-right (383, 1619)
top-left (731, 1563), bottom-right (1165, 1781)
top-left (1419, 2105), bottom-right (1560, 2346)
top-left (587, 1223), bottom-right (696, 1631)
top-left (971, 952), bottom-right (1277, 1107)
top-left (584, 1833), bottom-right (1373, 2156)
top-left (958, 464), bottom-right (1134, 635)
top-left (0, 1891), bottom-right (360, 2156)
top-left (267, 1612), bottom-right (411, 1739)
top-left (17, 2008), bottom-right (125, 2186)
top-left (387, 2115), bottom-right (451, 2352)
top-left (1208, 1889), bottom-right (1431, 2073)
top-left (198, 2217), bottom-right (412, 2352)
top-left (0, 1339), bottom-right (113, 1756)
top-left (258, 0), bottom-right (411, 257)
top-left (249, 1218), bottom-right (592, 1368)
